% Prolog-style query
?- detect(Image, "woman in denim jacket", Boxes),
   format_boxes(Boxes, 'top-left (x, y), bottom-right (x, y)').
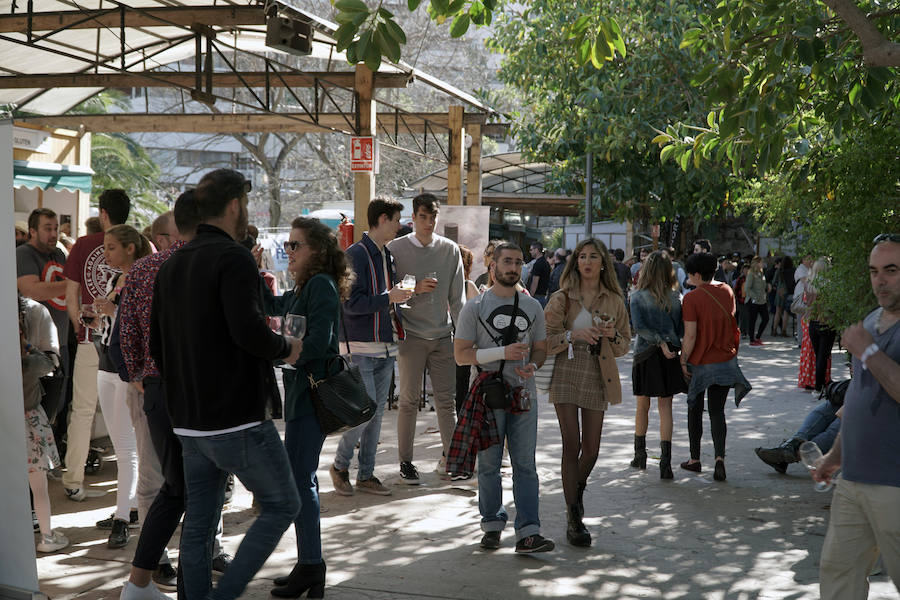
top-left (629, 251), bottom-right (686, 479)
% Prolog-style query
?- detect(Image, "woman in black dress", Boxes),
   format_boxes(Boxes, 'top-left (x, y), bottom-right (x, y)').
top-left (628, 251), bottom-right (686, 479)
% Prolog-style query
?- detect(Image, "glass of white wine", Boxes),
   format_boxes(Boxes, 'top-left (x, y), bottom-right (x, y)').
top-left (399, 274), bottom-right (416, 308)
top-left (280, 314), bottom-right (307, 370)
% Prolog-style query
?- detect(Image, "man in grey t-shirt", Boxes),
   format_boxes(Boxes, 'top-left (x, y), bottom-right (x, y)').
top-left (454, 242), bottom-right (554, 554)
top-left (813, 235), bottom-right (900, 598)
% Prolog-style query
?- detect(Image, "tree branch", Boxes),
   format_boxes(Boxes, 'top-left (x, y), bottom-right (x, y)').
top-left (821, 0), bottom-right (900, 66)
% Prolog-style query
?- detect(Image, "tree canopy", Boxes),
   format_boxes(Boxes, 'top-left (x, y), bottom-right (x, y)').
top-left (489, 0), bottom-right (733, 225)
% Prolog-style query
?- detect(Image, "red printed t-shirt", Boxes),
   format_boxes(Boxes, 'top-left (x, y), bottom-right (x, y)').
top-left (62, 231), bottom-right (121, 312)
top-left (682, 281), bottom-right (738, 365)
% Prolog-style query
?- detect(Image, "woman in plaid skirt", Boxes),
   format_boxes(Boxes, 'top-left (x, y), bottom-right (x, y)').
top-left (544, 238), bottom-right (630, 547)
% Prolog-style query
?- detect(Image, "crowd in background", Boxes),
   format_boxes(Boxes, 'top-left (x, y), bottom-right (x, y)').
top-left (13, 172), bottom-right (899, 600)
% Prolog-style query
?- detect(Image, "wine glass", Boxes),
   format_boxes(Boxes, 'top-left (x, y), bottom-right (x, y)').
top-left (425, 271), bottom-right (438, 304)
top-left (80, 303), bottom-right (98, 328)
top-left (283, 314), bottom-right (307, 338)
top-left (268, 316), bottom-right (283, 335)
top-left (798, 441), bottom-right (834, 492)
top-left (399, 274), bottom-right (416, 308)
top-left (280, 314), bottom-right (307, 370)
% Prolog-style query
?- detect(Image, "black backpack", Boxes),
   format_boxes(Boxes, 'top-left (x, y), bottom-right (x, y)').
top-left (820, 379), bottom-right (850, 409)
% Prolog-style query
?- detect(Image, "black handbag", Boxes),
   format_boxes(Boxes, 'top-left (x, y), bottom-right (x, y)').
top-left (478, 291), bottom-right (520, 410)
top-left (308, 354), bottom-right (376, 435)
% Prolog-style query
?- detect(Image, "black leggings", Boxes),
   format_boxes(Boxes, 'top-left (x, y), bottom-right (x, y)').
top-left (808, 321), bottom-right (836, 391)
top-left (746, 303), bottom-right (769, 341)
top-left (687, 385), bottom-right (729, 460)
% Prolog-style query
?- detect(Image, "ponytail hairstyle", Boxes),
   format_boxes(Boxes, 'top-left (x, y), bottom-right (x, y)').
top-left (290, 217), bottom-right (354, 301)
top-left (106, 224), bottom-right (152, 263)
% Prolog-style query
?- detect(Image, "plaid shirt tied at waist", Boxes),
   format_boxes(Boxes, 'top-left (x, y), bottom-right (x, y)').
top-left (446, 370), bottom-right (529, 476)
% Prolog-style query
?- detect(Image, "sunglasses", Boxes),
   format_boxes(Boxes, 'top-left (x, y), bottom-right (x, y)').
top-left (283, 240), bottom-right (309, 252)
top-left (873, 233), bottom-right (900, 244)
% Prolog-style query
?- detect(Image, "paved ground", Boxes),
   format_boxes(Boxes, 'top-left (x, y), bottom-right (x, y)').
top-left (35, 334), bottom-right (899, 600)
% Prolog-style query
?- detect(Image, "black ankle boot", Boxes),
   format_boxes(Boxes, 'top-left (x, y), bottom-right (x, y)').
top-left (271, 561), bottom-right (326, 598)
top-left (660, 441), bottom-right (673, 480)
top-left (630, 435), bottom-right (647, 469)
top-left (576, 481), bottom-right (586, 517)
top-left (566, 504), bottom-right (591, 547)
top-left (780, 438), bottom-right (804, 464)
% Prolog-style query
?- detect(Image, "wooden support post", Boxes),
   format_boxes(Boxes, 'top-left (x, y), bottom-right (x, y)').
top-left (353, 65), bottom-right (375, 243)
top-left (465, 123), bottom-right (482, 206)
top-left (447, 105), bottom-right (464, 205)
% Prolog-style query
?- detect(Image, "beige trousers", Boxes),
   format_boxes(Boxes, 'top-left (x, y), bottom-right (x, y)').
top-left (62, 342), bottom-right (99, 489)
top-left (396, 335), bottom-right (457, 463)
top-left (820, 477), bottom-right (900, 600)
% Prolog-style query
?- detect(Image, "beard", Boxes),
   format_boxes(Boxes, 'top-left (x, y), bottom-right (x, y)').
top-left (494, 270), bottom-right (520, 288)
top-left (234, 201), bottom-right (249, 241)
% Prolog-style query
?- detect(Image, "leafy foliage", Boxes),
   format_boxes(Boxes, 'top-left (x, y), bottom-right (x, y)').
top-left (655, 0), bottom-right (900, 177)
top-left (735, 114), bottom-right (900, 328)
top-left (332, 0), bottom-right (624, 71)
top-left (489, 0), bottom-right (733, 224)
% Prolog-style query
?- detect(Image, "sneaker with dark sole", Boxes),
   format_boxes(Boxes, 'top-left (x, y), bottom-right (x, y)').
top-left (151, 563), bottom-right (177, 592)
top-left (329, 465), bottom-right (354, 496)
top-left (108, 518), bottom-right (130, 549)
top-left (212, 552), bottom-right (232, 574)
top-left (515, 534), bottom-right (555, 554)
top-left (97, 509), bottom-right (140, 530)
top-left (399, 461), bottom-right (420, 485)
top-left (356, 476), bottom-right (391, 496)
top-left (480, 531), bottom-right (501, 550)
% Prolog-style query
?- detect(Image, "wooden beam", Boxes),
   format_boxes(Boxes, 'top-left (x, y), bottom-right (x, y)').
top-left (17, 113), bottom-right (508, 135)
top-left (465, 123), bottom-right (482, 206)
top-left (353, 64), bottom-right (375, 243)
top-left (0, 72), bottom-right (411, 90)
top-left (480, 194), bottom-right (583, 217)
top-left (0, 6), bottom-right (265, 33)
top-left (446, 105), bottom-right (464, 206)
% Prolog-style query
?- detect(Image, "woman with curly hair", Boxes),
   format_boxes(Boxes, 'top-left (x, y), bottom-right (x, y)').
top-left (264, 217), bottom-right (353, 599)
top-left (544, 238), bottom-right (630, 546)
top-left (629, 250), bottom-right (686, 479)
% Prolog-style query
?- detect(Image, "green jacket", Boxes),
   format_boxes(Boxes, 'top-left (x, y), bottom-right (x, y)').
top-left (262, 273), bottom-right (340, 421)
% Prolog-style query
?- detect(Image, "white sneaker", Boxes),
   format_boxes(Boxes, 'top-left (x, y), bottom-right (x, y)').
top-left (120, 581), bottom-right (170, 600)
top-left (36, 530), bottom-right (69, 553)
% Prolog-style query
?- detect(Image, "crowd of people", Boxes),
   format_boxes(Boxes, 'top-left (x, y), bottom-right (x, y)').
top-left (14, 168), bottom-right (899, 600)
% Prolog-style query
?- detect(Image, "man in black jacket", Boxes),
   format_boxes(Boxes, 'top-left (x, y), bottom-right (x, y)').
top-left (150, 169), bottom-right (302, 600)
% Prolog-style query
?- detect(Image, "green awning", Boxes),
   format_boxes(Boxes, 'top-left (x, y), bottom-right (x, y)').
top-left (13, 160), bottom-right (94, 194)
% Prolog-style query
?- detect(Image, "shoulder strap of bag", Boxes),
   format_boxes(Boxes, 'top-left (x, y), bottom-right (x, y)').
top-left (699, 285), bottom-right (732, 319)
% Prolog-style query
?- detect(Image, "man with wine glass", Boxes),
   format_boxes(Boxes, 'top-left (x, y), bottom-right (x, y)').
top-left (329, 198), bottom-right (412, 497)
top-left (813, 234), bottom-right (900, 599)
top-left (453, 242), bottom-right (553, 554)
top-left (387, 193), bottom-right (466, 483)
top-left (150, 169), bottom-right (303, 600)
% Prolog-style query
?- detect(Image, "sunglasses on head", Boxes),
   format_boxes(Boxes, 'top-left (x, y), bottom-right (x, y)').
top-left (283, 240), bottom-right (309, 252)
top-left (873, 233), bottom-right (900, 244)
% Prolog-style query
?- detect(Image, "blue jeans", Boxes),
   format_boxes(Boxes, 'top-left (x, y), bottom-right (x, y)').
top-left (333, 354), bottom-right (394, 480)
top-left (477, 404), bottom-right (540, 541)
top-left (178, 421), bottom-right (299, 600)
top-left (284, 413), bottom-right (326, 564)
top-left (796, 401), bottom-right (840, 453)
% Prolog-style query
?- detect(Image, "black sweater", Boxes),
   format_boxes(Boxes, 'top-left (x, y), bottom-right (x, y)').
top-left (150, 224), bottom-right (290, 431)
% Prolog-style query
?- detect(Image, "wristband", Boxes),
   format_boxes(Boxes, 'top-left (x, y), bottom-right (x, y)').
top-left (476, 346), bottom-right (507, 364)
top-left (860, 343), bottom-right (880, 370)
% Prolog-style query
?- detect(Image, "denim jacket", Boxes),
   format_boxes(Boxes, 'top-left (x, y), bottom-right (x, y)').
top-left (629, 289), bottom-right (683, 363)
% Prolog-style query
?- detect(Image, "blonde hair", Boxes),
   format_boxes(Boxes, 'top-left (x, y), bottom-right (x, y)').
top-left (559, 238), bottom-right (623, 298)
top-left (636, 250), bottom-right (677, 309)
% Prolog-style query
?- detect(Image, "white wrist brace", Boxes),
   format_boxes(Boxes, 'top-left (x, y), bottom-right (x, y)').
top-left (475, 346), bottom-right (507, 364)
top-left (860, 343), bottom-right (880, 370)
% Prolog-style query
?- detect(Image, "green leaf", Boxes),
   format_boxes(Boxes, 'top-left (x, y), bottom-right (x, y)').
top-left (707, 110), bottom-right (716, 128)
top-left (408, 0), bottom-right (423, 10)
top-left (450, 13), bottom-right (470, 37)
top-left (793, 25), bottom-right (815, 39)
top-left (364, 41), bottom-right (382, 72)
top-left (431, 0), bottom-right (450, 15)
top-left (335, 0), bottom-right (370, 14)
top-left (571, 15), bottom-right (591, 36)
top-left (680, 28), bottom-right (701, 49)
top-left (609, 17), bottom-right (626, 58)
top-left (576, 37), bottom-right (591, 66)
top-left (448, 0), bottom-right (466, 13)
top-left (797, 40), bottom-right (815, 65)
top-left (680, 148), bottom-right (693, 171)
top-left (651, 134), bottom-right (670, 144)
top-left (848, 82), bottom-right (862, 106)
top-left (377, 7), bottom-right (394, 19)
top-left (374, 24), bottom-right (401, 62)
top-left (383, 18), bottom-right (407, 44)
top-left (660, 144), bottom-right (676, 164)
top-left (335, 23), bottom-right (356, 51)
